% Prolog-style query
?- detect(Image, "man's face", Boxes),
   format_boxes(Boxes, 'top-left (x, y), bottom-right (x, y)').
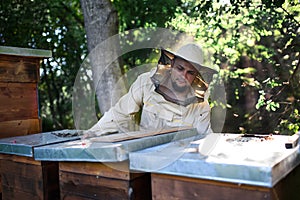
top-left (170, 58), bottom-right (198, 92)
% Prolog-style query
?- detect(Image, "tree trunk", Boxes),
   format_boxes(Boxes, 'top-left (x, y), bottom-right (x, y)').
top-left (80, 0), bottom-right (126, 114)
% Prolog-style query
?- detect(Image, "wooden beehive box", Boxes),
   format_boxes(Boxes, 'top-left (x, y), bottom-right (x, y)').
top-left (130, 134), bottom-right (300, 200)
top-left (0, 130), bottom-right (81, 200)
top-left (0, 46), bottom-right (51, 138)
top-left (0, 154), bottom-right (59, 200)
top-left (32, 128), bottom-right (198, 200)
top-left (59, 161), bottom-right (151, 200)
top-left (151, 165), bottom-right (300, 200)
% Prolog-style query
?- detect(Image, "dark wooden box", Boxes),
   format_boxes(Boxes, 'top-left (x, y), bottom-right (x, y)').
top-left (0, 46), bottom-right (51, 138)
top-left (0, 155), bottom-right (60, 200)
top-left (59, 161), bottom-right (151, 200)
top-left (151, 163), bottom-right (300, 200)
top-left (0, 46), bottom-right (52, 199)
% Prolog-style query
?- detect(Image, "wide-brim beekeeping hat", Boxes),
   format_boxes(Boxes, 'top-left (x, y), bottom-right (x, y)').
top-left (159, 43), bottom-right (218, 83)
top-left (151, 44), bottom-right (218, 106)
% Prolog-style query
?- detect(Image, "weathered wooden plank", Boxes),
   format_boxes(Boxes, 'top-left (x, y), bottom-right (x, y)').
top-left (91, 126), bottom-right (192, 143)
top-left (60, 184), bottom-right (129, 200)
top-left (0, 118), bottom-right (41, 138)
top-left (0, 156), bottom-right (59, 200)
top-left (59, 161), bottom-right (130, 180)
top-left (1, 159), bottom-right (43, 181)
top-left (1, 159), bottom-right (44, 199)
top-left (60, 171), bottom-right (129, 190)
top-left (2, 185), bottom-right (41, 200)
top-left (0, 154), bottom-right (41, 165)
top-left (0, 83), bottom-right (38, 122)
top-left (60, 170), bottom-right (151, 200)
top-left (2, 173), bottom-right (43, 196)
top-left (60, 169), bottom-right (130, 200)
top-left (59, 161), bottom-right (152, 200)
top-left (0, 55), bottom-right (39, 83)
top-left (151, 173), bottom-right (273, 200)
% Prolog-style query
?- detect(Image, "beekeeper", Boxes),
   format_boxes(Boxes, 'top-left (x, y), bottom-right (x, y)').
top-left (84, 43), bottom-right (218, 137)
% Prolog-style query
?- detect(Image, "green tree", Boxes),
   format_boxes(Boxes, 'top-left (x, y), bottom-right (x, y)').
top-left (168, 0), bottom-right (300, 134)
top-left (0, 0), bottom-right (87, 131)
top-left (80, 0), bottom-right (126, 119)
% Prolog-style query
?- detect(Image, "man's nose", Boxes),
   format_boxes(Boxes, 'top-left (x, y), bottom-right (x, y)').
top-left (177, 70), bottom-right (186, 79)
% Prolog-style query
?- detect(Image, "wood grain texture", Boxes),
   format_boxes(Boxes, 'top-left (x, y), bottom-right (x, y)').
top-left (59, 161), bottom-right (130, 180)
top-left (151, 173), bottom-right (272, 200)
top-left (0, 54), bottom-right (41, 138)
top-left (0, 51), bottom-right (45, 198)
top-left (0, 156), bottom-right (59, 200)
top-left (0, 83), bottom-right (39, 122)
top-left (60, 171), bottom-right (130, 200)
top-left (91, 126), bottom-right (192, 143)
top-left (2, 185), bottom-right (41, 200)
top-left (0, 118), bottom-right (41, 138)
top-left (0, 55), bottom-right (39, 83)
top-left (151, 169), bottom-right (300, 200)
top-left (59, 162), bottom-right (151, 200)
top-left (0, 154), bottom-right (41, 165)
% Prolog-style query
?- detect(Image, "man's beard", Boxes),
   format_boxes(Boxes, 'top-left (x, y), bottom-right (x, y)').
top-left (171, 79), bottom-right (188, 93)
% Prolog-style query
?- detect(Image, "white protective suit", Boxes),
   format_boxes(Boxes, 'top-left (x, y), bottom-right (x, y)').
top-left (88, 68), bottom-right (213, 135)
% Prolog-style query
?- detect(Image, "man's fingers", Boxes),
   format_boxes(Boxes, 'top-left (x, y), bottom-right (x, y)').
top-left (81, 130), bottom-right (97, 139)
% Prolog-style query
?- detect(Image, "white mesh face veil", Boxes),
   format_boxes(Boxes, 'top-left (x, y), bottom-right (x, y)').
top-left (151, 45), bottom-right (217, 106)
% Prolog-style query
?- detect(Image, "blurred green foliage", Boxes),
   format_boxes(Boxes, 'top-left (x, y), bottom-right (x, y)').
top-left (0, 0), bottom-right (87, 131)
top-left (167, 0), bottom-right (300, 134)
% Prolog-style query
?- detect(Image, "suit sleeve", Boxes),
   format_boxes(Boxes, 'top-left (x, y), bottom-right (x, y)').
top-left (87, 73), bottom-right (147, 135)
top-left (194, 101), bottom-right (214, 134)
